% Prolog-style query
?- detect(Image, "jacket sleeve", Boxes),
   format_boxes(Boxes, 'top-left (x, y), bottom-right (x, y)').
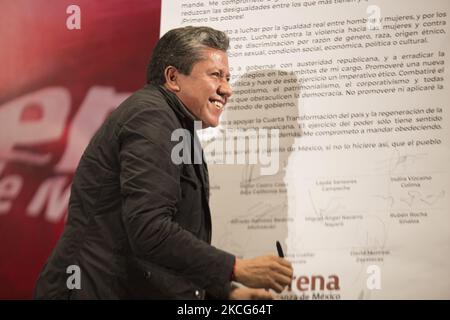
top-left (118, 106), bottom-right (235, 299)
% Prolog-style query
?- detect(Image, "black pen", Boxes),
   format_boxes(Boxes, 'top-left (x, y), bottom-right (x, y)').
top-left (276, 241), bottom-right (284, 258)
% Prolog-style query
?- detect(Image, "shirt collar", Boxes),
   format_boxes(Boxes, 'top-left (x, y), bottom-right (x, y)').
top-left (156, 84), bottom-right (197, 124)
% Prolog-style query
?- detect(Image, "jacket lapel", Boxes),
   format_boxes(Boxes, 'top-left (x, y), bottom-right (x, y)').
top-left (156, 85), bottom-right (212, 241)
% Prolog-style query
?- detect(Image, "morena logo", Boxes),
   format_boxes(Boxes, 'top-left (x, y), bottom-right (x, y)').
top-left (282, 274), bottom-right (341, 300)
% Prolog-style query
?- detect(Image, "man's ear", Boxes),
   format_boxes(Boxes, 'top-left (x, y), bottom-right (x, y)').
top-left (164, 66), bottom-right (180, 92)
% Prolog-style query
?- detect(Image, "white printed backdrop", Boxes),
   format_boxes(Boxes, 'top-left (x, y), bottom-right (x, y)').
top-left (161, 0), bottom-right (450, 299)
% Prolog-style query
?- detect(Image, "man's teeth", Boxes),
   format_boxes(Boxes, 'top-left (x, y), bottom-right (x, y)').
top-left (213, 101), bottom-right (224, 110)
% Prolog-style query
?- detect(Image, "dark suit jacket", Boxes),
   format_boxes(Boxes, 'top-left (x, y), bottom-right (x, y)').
top-left (33, 84), bottom-right (235, 299)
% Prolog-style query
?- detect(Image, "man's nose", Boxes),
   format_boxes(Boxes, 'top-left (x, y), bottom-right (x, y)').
top-left (218, 80), bottom-right (232, 98)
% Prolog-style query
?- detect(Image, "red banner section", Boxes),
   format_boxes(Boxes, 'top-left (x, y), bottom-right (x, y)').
top-left (0, 0), bottom-right (161, 299)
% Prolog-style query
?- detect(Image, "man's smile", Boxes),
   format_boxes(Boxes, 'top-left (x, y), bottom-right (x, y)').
top-left (210, 99), bottom-right (225, 110)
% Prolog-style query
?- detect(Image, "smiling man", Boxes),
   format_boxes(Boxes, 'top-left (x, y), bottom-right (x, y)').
top-left (163, 47), bottom-right (230, 128)
top-left (34, 26), bottom-right (293, 299)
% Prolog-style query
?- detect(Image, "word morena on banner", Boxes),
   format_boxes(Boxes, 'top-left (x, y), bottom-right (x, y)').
top-left (0, 86), bottom-right (128, 223)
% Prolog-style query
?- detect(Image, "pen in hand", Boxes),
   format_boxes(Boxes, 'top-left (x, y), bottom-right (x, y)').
top-left (276, 241), bottom-right (284, 258)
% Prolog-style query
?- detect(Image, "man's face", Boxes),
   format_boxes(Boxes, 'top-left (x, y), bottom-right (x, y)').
top-left (171, 48), bottom-right (232, 128)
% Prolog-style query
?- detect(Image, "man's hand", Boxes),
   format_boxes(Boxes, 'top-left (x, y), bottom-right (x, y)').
top-left (229, 286), bottom-right (274, 300)
top-left (233, 255), bottom-right (293, 293)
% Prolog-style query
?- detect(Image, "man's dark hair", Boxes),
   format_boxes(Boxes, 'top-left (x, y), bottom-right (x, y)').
top-left (147, 26), bottom-right (230, 85)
